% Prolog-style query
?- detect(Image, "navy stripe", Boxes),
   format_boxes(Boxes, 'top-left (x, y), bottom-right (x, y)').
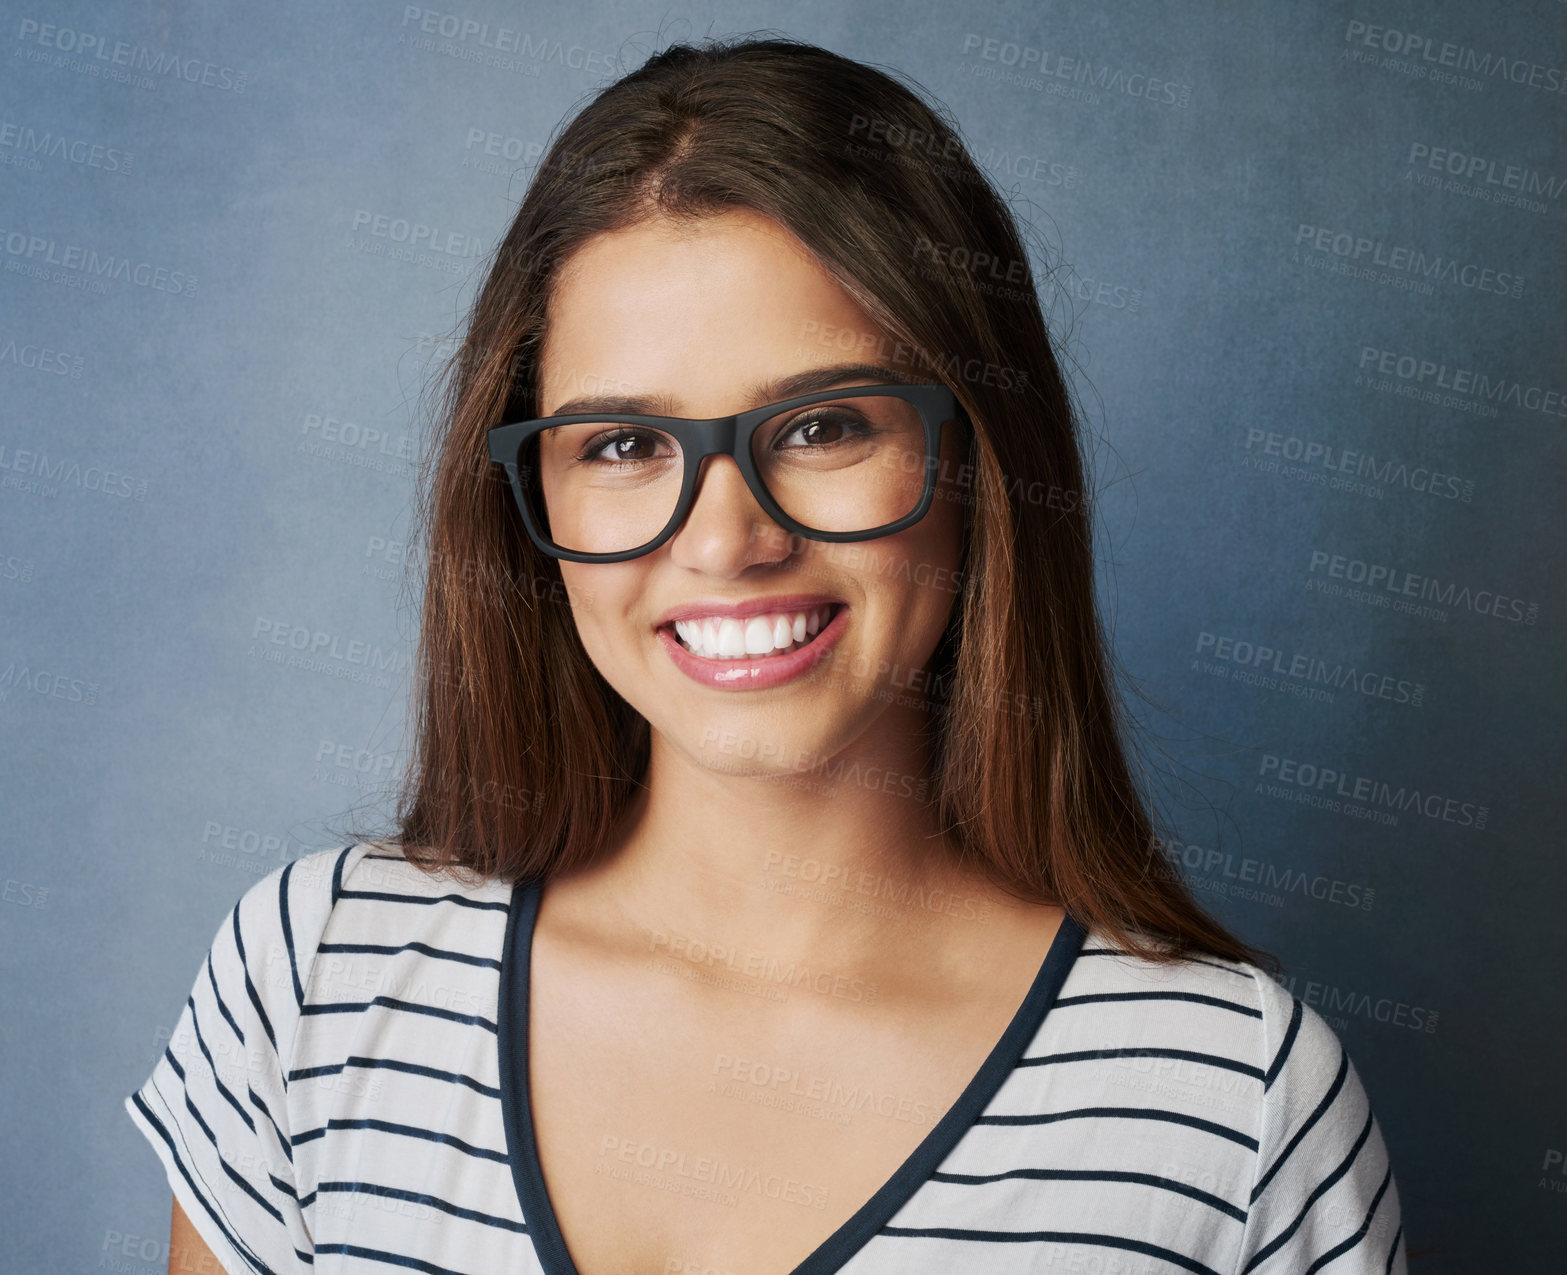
top-left (1077, 948), bottom-right (1252, 980)
top-left (234, 906), bottom-right (281, 1068)
top-left (1180, 955), bottom-right (1253, 979)
top-left (290, 1055), bottom-right (502, 1099)
top-left (312, 1180), bottom-right (528, 1233)
top-left (978, 1105), bottom-right (1258, 1151)
top-left (331, 844), bottom-right (351, 907)
top-left (1017, 1046), bottom-right (1265, 1081)
top-left (1264, 996), bottom-right (1304, 1092)
top-left (279, 858), bottom-right (303, 1009)
top-left (1303, 1159), bottom-right (1393, 1274)
top-left (1055, 990), bottom-right (1262, 1017)
top-left (178, 1086), bottom-right (223, 1165)
top-left (877, 1226), bottom-right (1224, 1275)
top-left (129, 1090), bottom-right (281, 1275)
top-left (299, 996), bottom-right (497, 1033)
top-left (337, 887), bottom-right (509, 912)
top-left (248, 1085), bottom-right (293, 1166)
top-left (188, 994), bottom-right (256, 1134)
top-left (1252, 1049), bottom-right (1350, 1203)
top-left (292, 1116), bottom-right (509, 1162)
top-left (1384, 1220), bottom-right (1404, 1273)
top-left (208, 949), bottom-right (244, 1044)
top-left (1242, 1107), bottom-right (1376, 1272)
top-left (929, 1166), bottom-right (1247, 1223)
top-left (316, 939), bottom-right (502, 971)
top-left (166, 1073), bottom-right (290, 1239)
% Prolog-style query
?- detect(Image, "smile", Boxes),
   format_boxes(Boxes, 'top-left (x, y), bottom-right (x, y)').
top-left (656, 603), bottom-right (849, 689)
top-left (671, 603), bottom-right (839, 660)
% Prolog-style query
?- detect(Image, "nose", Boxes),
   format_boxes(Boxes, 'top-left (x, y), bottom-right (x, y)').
top-left (666, 452), bottom-right (791, 568)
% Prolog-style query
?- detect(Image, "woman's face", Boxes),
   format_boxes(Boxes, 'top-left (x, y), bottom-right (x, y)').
top-left (536, 207), bottom-right (969, 779)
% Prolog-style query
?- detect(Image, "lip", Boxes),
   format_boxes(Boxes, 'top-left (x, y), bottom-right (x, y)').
top-left (656, 602), bottom-right (850, 690)
top-left (655, 593), bottom-right (847, 627)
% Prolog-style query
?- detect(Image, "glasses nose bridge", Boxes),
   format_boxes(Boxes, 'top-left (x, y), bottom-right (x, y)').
top-left (676, 411), bottom-right (773, 531)
top-left (684, 411), bottom-right (754, 498)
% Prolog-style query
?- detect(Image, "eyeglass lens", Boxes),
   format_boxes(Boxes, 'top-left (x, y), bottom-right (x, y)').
top-left (517, 392), bottom-right (933, 556)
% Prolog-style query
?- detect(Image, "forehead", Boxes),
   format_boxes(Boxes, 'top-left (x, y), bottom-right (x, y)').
top-left (536, 210), bottom-right (916, 414)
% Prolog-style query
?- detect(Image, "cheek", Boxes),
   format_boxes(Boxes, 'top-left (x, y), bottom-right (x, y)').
top-left (557, 567), bottom-right (637, 666)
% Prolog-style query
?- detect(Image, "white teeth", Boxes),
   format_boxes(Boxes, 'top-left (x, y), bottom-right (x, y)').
top-left (672, 605), bottom-right (838, 661)
top-left (743, 616), bottom-right (773, 656)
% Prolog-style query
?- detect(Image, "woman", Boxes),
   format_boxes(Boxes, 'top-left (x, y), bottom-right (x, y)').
top-left (126, 36), bottom-right (1408, 1275)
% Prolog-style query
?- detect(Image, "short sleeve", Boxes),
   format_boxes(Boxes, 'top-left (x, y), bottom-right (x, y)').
top-left (1233, 971), bottom-right (1409, 1274)
top-left (124, 849), bottom-right (345, 1275)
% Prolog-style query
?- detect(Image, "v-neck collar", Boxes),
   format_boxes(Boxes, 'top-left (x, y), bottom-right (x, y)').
top-left (498, 875), bottom-right (1087, 1275)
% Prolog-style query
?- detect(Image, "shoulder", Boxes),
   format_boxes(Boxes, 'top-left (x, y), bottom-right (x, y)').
top-left (1063, 927), bottom-right (1351, 1088)
top-left (1063, 926), bottom-right (1267, 1036)
top-left (290, 841), bottom-right (514, 1039)
top-left (277, 838), bottom-right (515, 973)
top-left (212, 839), bottom-right (503, 1024)
top-left (194, 843), bottom-right (368, 1058)
top-left (317, 839), bottom-right (515, 930)
top-left (224, 843), bottom-right (367, 975)
top-left (1066, 931), bottom-right (1405, 1268)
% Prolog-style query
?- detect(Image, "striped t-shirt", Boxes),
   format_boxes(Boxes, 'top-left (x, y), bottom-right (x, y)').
top-left (125, 841), bottom-right (1408, 1274)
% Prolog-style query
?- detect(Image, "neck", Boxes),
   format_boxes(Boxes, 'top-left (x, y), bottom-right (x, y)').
top-left (547, 701), bottom-right (1009, 974)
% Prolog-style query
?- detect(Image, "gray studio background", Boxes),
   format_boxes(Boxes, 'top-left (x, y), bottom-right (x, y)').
top-left (2, 1), bottom-right (1562, 1270)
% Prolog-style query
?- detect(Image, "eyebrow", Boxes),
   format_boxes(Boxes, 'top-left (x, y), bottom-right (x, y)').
top-left (542, 362), bottom-right (919, 418)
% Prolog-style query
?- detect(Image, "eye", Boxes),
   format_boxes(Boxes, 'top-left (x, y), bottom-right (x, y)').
top-left (574, 429), bottom-right (671, 464)
top-left (776, 409), bottom-right (875, 449)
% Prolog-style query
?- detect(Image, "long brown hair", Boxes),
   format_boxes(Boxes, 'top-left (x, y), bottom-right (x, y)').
top-left (343, 35), bottom-right (1276, 972)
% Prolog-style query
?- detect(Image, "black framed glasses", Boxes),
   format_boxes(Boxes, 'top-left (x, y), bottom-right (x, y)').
top-left (486, 382), bottom-right (966, 563)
